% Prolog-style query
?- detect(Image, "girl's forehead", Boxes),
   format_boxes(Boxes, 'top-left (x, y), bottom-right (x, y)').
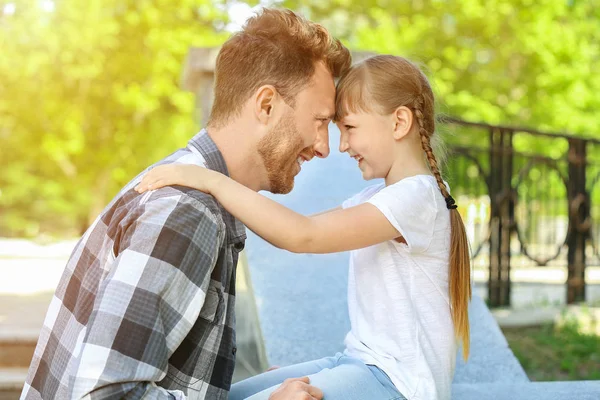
top-left (338, 111), bottom-right (366, 122)
top-left (335, 91), bottom-right (374, 121)
top-left (339, 113), bottom-right (355, 122)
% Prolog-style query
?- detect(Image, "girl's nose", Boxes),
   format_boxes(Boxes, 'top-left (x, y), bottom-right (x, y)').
top-left (339, 134), bottom-right (349, 153)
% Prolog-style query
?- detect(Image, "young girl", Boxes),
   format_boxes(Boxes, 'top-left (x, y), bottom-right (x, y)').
top-left (136, 55), bottom-right (471, 400)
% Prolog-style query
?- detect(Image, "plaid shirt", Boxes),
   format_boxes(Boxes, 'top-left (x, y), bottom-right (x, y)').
top-left (22, 130), bottom-right (247, 400)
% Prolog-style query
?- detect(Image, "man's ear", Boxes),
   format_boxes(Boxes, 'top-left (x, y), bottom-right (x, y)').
top-left (254, 85), bottom-right (278, 125)
top-left (392, 106), bottom-right (414, 140)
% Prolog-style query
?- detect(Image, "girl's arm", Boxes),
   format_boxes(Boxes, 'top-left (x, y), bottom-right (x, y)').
top-left (136, 165), bottom-right (400, 254)
top-left (309, 206), bottom-right (341, 217)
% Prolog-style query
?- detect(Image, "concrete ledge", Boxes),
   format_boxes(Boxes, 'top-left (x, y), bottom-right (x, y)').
top-left (492, 306), bottom-right (562, 328)
top-left (0, 293), bottom-right (48, 369)
top-left (0, 368), bottom-right (27, 400)
top-left (233, 251), bottom-right (269, 383)
top-left (454, 296), bottom-right (529, 383)
top-left (452, 381), bottom-right (600, 400)
top-left (0, 339), bottom-right (35, 368)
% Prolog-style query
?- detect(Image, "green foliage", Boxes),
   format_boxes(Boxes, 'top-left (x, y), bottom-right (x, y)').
top-left (280, 0), bottom-right (600, 137)
top-left (503, 321), bottom-right (600, 381)
top-left (0, 0), bottom-right (230, 237)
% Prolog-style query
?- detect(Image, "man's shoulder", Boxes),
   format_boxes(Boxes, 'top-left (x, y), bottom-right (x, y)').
top-left (149, 150), bottom-right (223, 216)
top-left (100, 148), bottom-right (225, 231)
top-left (146, 185), bottom-right (223, 225)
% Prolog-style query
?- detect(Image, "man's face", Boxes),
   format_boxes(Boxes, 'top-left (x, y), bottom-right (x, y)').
top-left (258, 62), bottom-right (336, 194)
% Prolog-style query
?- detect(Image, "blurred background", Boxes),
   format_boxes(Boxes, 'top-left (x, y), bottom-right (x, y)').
top-left (0, 0), bottom-right (599, 394)
top-left (2, 0), bottom-right (599, 239)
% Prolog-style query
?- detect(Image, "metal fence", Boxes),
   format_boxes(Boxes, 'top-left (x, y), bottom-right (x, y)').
top-left (441, 117), bottom-right (600, 307)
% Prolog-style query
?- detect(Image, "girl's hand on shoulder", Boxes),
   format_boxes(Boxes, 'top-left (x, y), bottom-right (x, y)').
top-left (134, 164), bottom-right (222, 194)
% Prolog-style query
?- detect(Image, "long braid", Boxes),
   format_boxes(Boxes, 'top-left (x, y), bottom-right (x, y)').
top-left (414, 93), bottom-right (471, 360)
top-left (414, 96), bottom-right (448, 198)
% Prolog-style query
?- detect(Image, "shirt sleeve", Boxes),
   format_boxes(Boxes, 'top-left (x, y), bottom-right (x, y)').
top-left (70, 195), bottom-right (224, 399)
top-left (342, 183), bottom-right (385, 209)
top-left (367, 178), bottom-right (438, 253)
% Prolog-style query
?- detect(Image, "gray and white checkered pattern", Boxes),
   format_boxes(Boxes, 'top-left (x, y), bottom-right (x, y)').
top-left (22, 130), bottom-right (247, 400)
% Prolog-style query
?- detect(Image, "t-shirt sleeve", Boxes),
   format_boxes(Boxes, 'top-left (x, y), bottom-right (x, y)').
top-left (342, 183), bottom-right (385, 209)
top-left (367, 178), bottom-right (439, 253)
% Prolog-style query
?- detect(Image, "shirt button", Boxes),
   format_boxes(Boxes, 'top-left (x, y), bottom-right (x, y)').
top-left (232, 347), bottom-right (237, 356)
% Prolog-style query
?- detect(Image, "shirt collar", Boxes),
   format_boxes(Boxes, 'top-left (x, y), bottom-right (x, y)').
top-left (188, 129), bottom-right (247, 246)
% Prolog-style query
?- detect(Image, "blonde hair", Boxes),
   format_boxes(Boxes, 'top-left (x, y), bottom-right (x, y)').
top-left (208, 8), bottom-right (351, 128)
top-left (336, 55), bottom-right (472, 360)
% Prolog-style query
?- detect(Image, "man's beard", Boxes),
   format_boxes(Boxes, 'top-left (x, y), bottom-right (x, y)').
top-left (257, 113), bottom-right (309, 194)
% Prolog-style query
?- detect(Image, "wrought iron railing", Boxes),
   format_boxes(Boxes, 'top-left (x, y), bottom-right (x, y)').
top-left (441, 117), bottom-right (598, 307)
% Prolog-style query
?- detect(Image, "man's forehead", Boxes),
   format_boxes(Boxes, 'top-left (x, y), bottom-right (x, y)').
top-left (301, 83), bottom-right (334, 114)
top-left (295, 62), bottom-right (335, 112)
top-left (315, 100), bottom-right (335, 119)
top-left (311, 62), bottom-right (336, 90)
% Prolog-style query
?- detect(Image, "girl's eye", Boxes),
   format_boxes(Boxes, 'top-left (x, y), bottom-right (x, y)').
top-left (344, 125), bottom-right (355, 130)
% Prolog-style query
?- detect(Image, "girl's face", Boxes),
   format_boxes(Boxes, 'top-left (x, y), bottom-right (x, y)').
top-left (336, 111), bottom-right (396, 181)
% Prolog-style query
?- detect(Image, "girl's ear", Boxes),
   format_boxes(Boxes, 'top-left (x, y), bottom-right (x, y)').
top-left (392, 106), bottom-right (413, 140)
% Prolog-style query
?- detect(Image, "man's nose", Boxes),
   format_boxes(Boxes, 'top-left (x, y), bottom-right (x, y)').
top-left (313, 126), bottom-right (330, 158)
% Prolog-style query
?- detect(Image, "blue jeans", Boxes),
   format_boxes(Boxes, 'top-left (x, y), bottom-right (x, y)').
top-left (230, 353), bottom-right (407, 400)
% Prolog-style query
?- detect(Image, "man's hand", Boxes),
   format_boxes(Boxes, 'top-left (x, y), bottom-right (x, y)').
top-left (268, 377), bottom-right (323, 400)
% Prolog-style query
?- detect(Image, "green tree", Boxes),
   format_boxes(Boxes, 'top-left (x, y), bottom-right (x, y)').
top-left (280, 0), bottom-right (599, 139)
top-left (0, 0), bottom-right (230, 237)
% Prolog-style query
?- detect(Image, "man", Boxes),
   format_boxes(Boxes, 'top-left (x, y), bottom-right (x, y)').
top-left (22, 7), bottom-right (351, 400)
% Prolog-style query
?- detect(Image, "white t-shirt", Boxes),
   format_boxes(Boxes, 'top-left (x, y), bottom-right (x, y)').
top-left (341, 175), bottom-right (456, 400)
